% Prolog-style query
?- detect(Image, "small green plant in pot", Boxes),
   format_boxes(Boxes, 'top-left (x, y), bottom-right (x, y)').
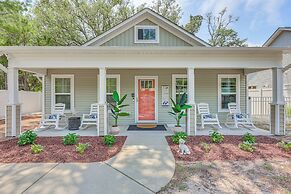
top-left (110, 91), bottom-right (130, 134)
top-left (168, 93), bottom-right (192, 133)
top-left (18, 130), bottom-right (37, 146)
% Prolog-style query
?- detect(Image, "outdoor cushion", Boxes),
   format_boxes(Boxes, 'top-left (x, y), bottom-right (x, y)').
top-left (48, 114), bottom-right (58, 119)
top-left (89, 114), bottom-right (97, 119)
top-left (202, 114), bottom-right (215, 119)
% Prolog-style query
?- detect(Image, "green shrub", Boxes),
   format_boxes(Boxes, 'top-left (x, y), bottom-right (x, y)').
top-left (76, 143), bottom-right (90, 154)
top-left (277, 141), bottom-right (291, 152)
top-left (18, 130), bottom-right (37, 146)
top-left (200, 142), bottom-right (211, 153)
top-left (243, 133), bottom-right (256, 144)
top-left (103, 135), bottom-right (116, 147)
top-left (239, 141), bottom-right (255, 152)
top-left (63, 133), bottom-right (79, 145)
top-left (31, 144), bottom-right (44, 154)
top-left (209, 131), bottom-right (224, 143)
top-left (172, 132), bottom-right (188, 144)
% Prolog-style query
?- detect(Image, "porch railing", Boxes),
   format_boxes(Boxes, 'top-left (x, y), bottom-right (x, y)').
top-left (249, 97), bottom-right (291, 130)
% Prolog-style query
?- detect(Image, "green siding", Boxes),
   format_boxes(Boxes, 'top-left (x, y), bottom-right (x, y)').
top-left (45, 69), bottom-right (98, 114)
top-left (44, 68), bottom-right (246, 125)
top-left (101, 20), bottom-right (192, 47)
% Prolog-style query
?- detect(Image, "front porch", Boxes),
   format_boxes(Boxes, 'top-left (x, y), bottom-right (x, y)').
top-left (34, 125), bottom-right (271, 137)
top-left (1, 47), bottom-right (287, 137)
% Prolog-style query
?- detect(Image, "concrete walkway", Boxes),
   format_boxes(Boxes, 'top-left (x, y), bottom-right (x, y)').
top-left (0, 132), bottom-right (175, 194)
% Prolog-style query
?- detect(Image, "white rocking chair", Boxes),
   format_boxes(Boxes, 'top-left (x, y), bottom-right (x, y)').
top-left (80, 103), bottom-right (99, 131)
top-left (39, 103), bottom-right (66, 130)
top-left (225, 103), bottom-right (255, 129)
top-left (198, 103), bottom-right (222, 129)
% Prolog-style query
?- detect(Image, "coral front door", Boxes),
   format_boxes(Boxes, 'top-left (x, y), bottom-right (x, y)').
top-left (136, 77), bottom-right (157, 123)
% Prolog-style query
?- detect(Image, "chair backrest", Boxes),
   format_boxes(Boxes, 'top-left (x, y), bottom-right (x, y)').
top-left (52, 103), bottom-right (65, 115)
top-left (198, 103), bottom-right (210, 115)
top-left (228, 103), bottom-right (241, 114)
top-left (90, 103), bottom-right (99, 115)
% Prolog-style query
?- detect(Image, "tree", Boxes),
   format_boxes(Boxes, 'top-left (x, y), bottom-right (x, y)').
top-left (0, 0), bottom-right (41, 91)
top-left (33, 0), bottom-right (136, 46)
top-left (150, 0), bottom-right (182, 24)
top-left (184, 15), bottom-right (203, 34)
top-left (205, 8), bottom-right (247, 47)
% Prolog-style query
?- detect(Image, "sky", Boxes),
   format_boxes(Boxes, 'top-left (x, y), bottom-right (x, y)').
top-left (132, 0), bottom-right (291, 46)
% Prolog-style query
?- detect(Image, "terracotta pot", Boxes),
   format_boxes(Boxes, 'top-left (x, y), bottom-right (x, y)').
top-left (172, 126), bottom-right (184, 133)
top-left (110, 126), bottom-right (120, 135)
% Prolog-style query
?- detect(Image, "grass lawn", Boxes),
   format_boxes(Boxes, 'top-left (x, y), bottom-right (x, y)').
top-left (160, 135), bottom-right (291, 194)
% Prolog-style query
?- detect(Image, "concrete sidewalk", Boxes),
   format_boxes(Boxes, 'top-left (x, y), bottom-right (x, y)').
top-left (0, 132), bottom-right (175, 194)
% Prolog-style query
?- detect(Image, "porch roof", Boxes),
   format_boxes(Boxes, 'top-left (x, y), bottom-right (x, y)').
top-left (1, 46), bottom-right (290, 70)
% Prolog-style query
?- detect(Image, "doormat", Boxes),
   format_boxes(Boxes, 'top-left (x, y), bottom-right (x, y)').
top-left (127, 125), bottom-right (167, 131)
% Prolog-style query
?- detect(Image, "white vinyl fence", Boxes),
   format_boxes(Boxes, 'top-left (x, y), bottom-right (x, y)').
top-left (0, 90), bottom-right (42, 118)
top-left (250, 96), bottom-right (291, 125)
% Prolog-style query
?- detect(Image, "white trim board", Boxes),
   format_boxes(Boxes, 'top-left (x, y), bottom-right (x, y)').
top-left (51, 74), bottom-right (75, 113)
top-left (172, 74), bottom-right (187, 102)
top-left (217, 74), bottom-right (240, 112)
top-left (135, 76), bottom-right (159, 123)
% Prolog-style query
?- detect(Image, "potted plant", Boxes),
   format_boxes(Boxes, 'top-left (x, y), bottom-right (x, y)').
top-left (110, 91), bottom-right (130, 134)
top-left (169, 92), bottom-right (192, 133)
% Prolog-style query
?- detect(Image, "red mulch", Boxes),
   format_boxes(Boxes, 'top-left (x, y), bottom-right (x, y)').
top-left (166, 136), bottom-right (291, 162)
top-left (0, 136), bottom-right (126, 163)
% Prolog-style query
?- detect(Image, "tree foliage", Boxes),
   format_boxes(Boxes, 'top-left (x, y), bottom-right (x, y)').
top-left (205, 8), bottom-right (247, 47)
top-left (184, 15), bottom-right (203, 34)
top-left (150, 0), bottom-right (182, 24)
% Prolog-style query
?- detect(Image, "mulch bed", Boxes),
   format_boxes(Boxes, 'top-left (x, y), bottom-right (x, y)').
top-left (0, 136), bottom-right (126, 163)
top-left (166, 136), bottom-right (291, 162)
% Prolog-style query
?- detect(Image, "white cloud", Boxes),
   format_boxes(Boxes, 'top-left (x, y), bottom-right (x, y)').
top-left (198, 0), bottom-right (242, 15)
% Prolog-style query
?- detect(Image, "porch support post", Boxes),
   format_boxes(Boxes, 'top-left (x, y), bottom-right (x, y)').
top-left (187, 67), bottom-right (196, 136)
top-left (98, 67), bottom-right (107, 135)
top-left (270, 67), bottom-right (285, 135)
top-left (6, 65), bottom-right (21, 137)
top-left (41, 75), bottom-right (46, 119)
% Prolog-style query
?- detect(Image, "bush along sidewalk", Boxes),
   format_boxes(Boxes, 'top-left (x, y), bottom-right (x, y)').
top-left (18, 130), bottom-right (37, 146)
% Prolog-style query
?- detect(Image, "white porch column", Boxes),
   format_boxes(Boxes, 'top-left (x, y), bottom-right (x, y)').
top-left (6, 66), bottom-right (21, 136)
top-left (98, 67), bottom-right (107, 135)
top-left (270, 67), bottom-right (285, 135)
top-left (187, 67), bottom-right (196, 136)
top-left (41, 75), bottom-right (46, 119)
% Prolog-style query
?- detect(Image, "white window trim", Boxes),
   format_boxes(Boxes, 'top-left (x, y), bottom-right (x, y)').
top-left (218, 74), bottom-right (240, 112)
top-left (134, 25), bottom-right (159, 44)
top-left (106, 74), bottom-right (120, 95)
top-left (172, 74), bottom-right (187, 102)
top-left (97, 74), bottom-right (121, 102)
top-left (51, 74), bottom-right (75, 113)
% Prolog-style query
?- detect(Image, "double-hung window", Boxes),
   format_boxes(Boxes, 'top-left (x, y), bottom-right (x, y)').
top-left (172, 74), bottom-right (187, 103)
top-left (106, 75), bottom-right (120, 104)
top-left (218, 74), bottom-right (240, 112)
top-left (52, 74), bottom-right (74, 112)
top-left (134, 25), bottom-right (159, 43)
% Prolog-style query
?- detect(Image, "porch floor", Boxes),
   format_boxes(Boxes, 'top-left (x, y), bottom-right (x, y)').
top-left (35, 125), bottom-right (271, 137)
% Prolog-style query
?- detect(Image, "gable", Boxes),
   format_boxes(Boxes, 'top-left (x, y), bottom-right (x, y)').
top-left (269, 31), bottom-right (291, 47)
top-left (84, 9), bottom-right (209, 47)
top-left (101, 19), bottom-right (192, 47)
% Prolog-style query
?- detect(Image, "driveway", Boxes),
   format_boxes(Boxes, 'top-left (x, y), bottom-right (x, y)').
top-left (0, 132), bottom-right (175, 194)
